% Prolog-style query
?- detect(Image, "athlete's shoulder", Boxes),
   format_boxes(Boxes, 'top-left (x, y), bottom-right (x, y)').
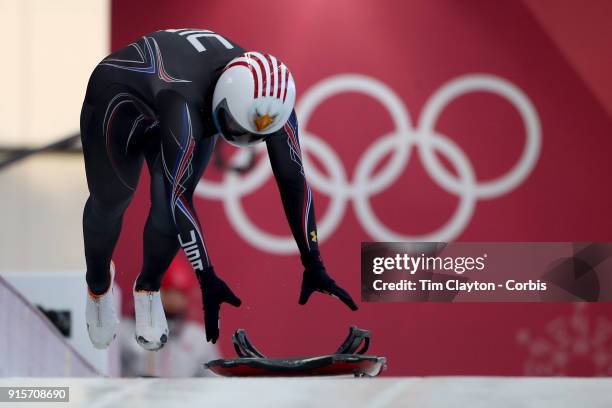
top-left (148, 28), bottom-right (245, 54)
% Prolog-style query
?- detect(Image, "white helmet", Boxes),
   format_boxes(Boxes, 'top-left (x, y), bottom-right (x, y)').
top-left (212, 52), bottom-right (296, 147)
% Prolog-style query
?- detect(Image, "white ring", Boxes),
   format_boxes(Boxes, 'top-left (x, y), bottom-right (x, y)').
top-left (222, 135), bottom-right (349, 253)
top-left (353, 132), bottom-right (476, 241)
top-left (418, 74), bottom-right (541, 199)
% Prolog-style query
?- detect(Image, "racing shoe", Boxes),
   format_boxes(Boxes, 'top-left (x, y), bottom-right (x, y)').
top-left (86, 262), bottom-right (119, 349)
top-left (134, 288), bottom-right (169, 351)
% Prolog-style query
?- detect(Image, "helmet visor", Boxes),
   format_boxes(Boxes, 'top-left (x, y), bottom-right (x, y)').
top-left (213, 100), bottom-right (266, 147)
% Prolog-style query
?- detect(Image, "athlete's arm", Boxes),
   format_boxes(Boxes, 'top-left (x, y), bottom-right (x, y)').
top-left (266, 111), bottom-right (358, 311)
top-left (157, 91), bottom-right (241, 343)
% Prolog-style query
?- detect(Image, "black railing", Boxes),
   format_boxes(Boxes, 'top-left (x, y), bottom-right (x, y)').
top-left (0, 134), bottom-right (81, 170)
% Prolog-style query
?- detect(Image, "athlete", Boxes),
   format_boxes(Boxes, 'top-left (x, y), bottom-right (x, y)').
top-left (81, 29), bottom-right (357, 350)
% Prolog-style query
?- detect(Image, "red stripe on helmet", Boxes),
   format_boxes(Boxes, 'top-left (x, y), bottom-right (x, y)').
top-left (265, 54), bottom-right (276, 99)
top-left (276, 62), bottom-right (284, 99)
top-left (249, 53), bottom-right (268, 98)
top-left (282, 68), bottom-right (290, 102)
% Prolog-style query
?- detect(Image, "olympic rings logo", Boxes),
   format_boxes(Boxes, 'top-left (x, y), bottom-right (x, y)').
top-left (195, 74), bottom-right (541, 254)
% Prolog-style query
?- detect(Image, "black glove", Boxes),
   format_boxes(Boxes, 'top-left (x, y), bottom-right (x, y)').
top-left (196, 266), bottom-right (242, 344)
top-left (298, 253), bottom-right (358, 311)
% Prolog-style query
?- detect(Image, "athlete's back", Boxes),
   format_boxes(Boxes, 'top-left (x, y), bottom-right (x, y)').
top-left (86, 29), bottom-right (245, 121)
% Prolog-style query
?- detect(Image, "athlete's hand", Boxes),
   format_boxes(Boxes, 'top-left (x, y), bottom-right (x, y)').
top-left (299, 264), bottom-right (358, 311)
top-left (197, 266), bottom-right (242, 344)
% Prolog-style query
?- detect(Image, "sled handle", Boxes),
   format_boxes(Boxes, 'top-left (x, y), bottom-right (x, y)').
top-left (335, 326), bottom-right (370, 355)
top-left (233, 329), bottom-right (267, 358)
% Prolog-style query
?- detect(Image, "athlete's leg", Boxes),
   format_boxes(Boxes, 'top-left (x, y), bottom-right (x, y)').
top-left (81, 85), bottom-right (151, 295)
top-left (131, 134), bottom-right (217, 350)
top-left (135, 134), bottom-right (218, 291)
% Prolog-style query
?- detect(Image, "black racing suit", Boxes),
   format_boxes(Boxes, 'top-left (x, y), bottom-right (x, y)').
top-left (81, 30), bottom-right (319, 297)
top-left (82, 29), bottom-right (357, 343)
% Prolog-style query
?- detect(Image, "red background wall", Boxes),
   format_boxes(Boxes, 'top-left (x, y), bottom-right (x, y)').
top-left (110, 0), bottom-right (612, 376)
